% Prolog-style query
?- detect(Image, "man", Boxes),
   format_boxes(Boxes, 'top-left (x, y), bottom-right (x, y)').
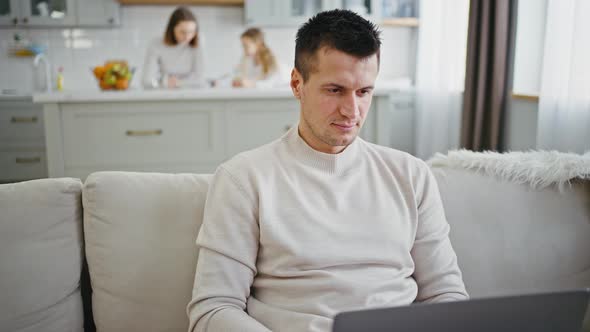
top-left (187, 9), bottom-right (468, 332)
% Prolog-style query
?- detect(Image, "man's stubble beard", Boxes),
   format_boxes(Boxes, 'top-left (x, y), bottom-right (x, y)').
top-left (302, 111), bottom-right (359, 148)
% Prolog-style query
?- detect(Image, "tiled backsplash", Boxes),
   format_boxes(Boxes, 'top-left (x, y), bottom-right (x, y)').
top-left (0, 5), bottom-right (415, 94)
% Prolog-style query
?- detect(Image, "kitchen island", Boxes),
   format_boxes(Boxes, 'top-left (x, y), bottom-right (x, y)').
top-left (0, 94), bottom-right (47, 182)
top-left (34, 87), bottom-right (414, 179)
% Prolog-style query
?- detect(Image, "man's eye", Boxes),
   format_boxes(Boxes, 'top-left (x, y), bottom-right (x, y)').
top-left (358, 89), bottom-right (370, 96)
top-left (327, 88), bottom-right (340, 94)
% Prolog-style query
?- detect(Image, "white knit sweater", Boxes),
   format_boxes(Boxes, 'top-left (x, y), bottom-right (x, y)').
top-left (187, 126), bottom-right (468, 332)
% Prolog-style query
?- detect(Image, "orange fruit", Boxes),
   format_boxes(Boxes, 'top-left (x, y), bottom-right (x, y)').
top-left (99, 80), bottom-right (113, 90)
top-left (115, 79), bottom-right (129, 90)
top-left (93, 66), bottom-right (105, 79)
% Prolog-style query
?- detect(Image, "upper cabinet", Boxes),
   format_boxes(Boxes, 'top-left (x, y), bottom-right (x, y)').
top-left (246, 0), bottom-right (337, 26)
top-left (18, 0), bottom-right (76, 26)
top-left (76, 0), bottom-right (120, 27)
top-left (0, 0), bottom-right (17, 25)
top-left (0, 0), bottom-right (120, 27)
top-left (381, 0), bottom-right (419, 26)
top-left (245, 0), bottom-right (418, 27)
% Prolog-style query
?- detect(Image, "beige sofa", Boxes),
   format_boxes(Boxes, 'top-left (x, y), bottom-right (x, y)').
top-left (1, 152), bottom-right (589, 332)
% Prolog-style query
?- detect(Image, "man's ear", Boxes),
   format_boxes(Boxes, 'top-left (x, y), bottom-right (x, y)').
top-left (291, 68), bottom-right (303, 100)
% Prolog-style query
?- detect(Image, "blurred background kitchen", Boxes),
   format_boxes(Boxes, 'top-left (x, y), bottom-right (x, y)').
top-left (1, 0), bottom-right (588, 183)
top-left (1, 0), bottom-right (418, 92)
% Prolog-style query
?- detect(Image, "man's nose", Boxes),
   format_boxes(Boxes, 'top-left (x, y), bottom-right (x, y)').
top-left (339, 93), bottom-right (359, 118)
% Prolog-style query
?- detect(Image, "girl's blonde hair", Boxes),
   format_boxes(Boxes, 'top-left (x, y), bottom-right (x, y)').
top-left (241, 28), bottom-right (277, 77)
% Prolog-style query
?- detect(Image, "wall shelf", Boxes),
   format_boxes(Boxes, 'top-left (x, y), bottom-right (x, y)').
top-left (381, 17), bottom-right (419, 27)
top-left (512, 92), bottom-right (539, 102)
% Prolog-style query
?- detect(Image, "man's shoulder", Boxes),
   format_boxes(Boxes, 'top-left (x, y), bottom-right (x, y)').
top-left (362, 140), bottom-right (428, 171)
top-left (218, 136), bottom-right (286, 177)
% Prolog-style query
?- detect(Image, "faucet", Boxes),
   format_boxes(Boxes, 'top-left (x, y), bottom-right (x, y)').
top-left (33, 53), bottom-right (51, 92)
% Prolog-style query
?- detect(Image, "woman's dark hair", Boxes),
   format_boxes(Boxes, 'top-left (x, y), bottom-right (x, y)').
top-left (295, 9), bottom-right (381, 81)
top-left (164, 6), bottom-right (198, 47)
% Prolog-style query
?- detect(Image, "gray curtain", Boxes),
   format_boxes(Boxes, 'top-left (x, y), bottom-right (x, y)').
top-left (461, 0), bottom-right (518, 151)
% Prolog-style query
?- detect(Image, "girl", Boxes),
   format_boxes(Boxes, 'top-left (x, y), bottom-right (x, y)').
top-left (231, 28), bottom-right (283, 88)
top-left (141, 7), bottom-right (205, 89)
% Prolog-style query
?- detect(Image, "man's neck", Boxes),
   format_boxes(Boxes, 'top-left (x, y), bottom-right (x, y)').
top-left (297, 125), bottom-right (347, 154)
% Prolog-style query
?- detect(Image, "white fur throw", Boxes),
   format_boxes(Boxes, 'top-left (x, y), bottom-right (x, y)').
top-left (428, 150), bottom-right (590, 190)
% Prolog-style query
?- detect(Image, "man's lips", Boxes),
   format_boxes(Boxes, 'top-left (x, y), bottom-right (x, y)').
top-left (332, 123), bottom-right (356, 129)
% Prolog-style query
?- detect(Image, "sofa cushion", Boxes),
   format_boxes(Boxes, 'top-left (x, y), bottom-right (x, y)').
top-left (0, 178), bottom-right (84, 332)
top-left (432, 167), bottom-right (590, 297)
top-left (82, 171), bottom-right (211, 331)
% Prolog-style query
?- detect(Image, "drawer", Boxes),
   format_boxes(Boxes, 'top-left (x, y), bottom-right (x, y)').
top-left (0, 150), bottom-right (48, 182)
top-left (61, 103), bottom-right (225, 168)
top-left (0, 103), bottom-right (45, 148)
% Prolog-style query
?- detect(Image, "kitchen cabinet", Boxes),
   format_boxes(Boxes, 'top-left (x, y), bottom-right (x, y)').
top-left (76, 0), bottom-right (120, 27)
top-left (118, 0), bottom-right (243, 4)
top-left (60, 101), bottom-right (225, 175)
top-left (0, 99), bottom-right (48, 183)
top-left (0, 0), bottom-right (120, 27)
top-left (19, 0), bottom-right (77, 26)
top-left (336, 0), bottom-right (381, 21)
top-left (226, 100), bottom-right (300, 156)
top-left (0, 0), bottom-right (16, 25)
top-left (244, 0), bottom-right (282, 26)
top-left (245, 0), bottom-right (418, 26)
top-left (245, 0), bottom-right (337, 26)
top-left (382, 91), bottom-right (414, 153)
top-left (36, 88), bottom-right (403, 179)
top-left (244, 0), bottom-right (373, 26)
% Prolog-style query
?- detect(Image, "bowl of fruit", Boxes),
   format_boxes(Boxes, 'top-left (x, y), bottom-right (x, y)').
top-left (93, 60), bottom-right (134, 91)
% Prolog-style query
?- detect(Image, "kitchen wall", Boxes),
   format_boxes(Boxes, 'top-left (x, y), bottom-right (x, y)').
top-left (0, 5), bottom-right (416, 94)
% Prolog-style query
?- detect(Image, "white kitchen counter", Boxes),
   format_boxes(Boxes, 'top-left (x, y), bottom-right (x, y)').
top-left (37, 81), bottom-right (415, 179)
top-left (0, 94), bottom-right (33, 102)
top-left (32, 83), bottom-right (411, 103)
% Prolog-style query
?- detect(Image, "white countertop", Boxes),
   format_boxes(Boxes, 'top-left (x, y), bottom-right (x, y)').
top-left (32, 82), bottom-right (413, 104)
top-left (0, 95), bottom-right (33, 101)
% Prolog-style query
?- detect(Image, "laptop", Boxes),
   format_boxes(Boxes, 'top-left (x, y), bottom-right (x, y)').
top-left (333, 289), bottom-right (590, 332)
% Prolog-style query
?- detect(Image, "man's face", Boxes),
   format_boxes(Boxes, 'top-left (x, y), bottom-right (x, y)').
top-left (291, 47), bottom-right (379, 154)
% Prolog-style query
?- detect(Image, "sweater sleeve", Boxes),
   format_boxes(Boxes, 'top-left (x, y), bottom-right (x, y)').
top-left (141, 41), bottom-right (160, 88)
top-left (177, 45), bottom-right (207, 88)
top-left (410, 161), bottom-right (469, 303)
top-left (187, 166), bottom-right (270, 332)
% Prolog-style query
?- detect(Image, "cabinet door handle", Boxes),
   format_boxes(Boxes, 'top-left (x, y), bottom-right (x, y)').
top-left (12, 17), bottom-right (18, 25)
top-left (16, 157), bottom-right (41, 164)
top-left (11, 116), bottom-right (38, 123)
top-left (108, 17), bottom-right (115, 24)
top-left (284, 125), bottom-right (292, 132)
top-left (125, 129), bottom-right (163, 136)
top-left (22, 17), bottom-right (28, 24)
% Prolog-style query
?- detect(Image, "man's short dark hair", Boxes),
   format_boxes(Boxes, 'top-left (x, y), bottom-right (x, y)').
top-left (295, 9), bottom-right (382, 82)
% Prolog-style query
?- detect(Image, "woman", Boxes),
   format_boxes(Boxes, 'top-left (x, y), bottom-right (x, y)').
top-left (231, 28), bottom-right (283, 88)
top-left (141, 7), bottom-right (205, 89)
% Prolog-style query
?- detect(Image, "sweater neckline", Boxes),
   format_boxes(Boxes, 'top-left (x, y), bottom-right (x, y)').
top-left (285, 124), bottom-right (362, 175)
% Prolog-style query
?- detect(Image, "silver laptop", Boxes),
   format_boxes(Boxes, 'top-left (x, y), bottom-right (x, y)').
top-left (333, 289), bottom-right (590, 332)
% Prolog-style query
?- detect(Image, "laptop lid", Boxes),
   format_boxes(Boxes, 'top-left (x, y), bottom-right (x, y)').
top-left (333, 289), bottom-right (590, 332)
